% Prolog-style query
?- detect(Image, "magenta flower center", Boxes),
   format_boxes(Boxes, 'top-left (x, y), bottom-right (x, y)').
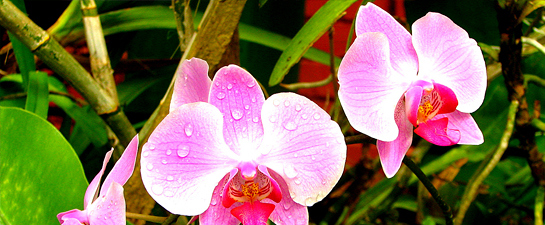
top-left (416, 88), bottom-right (443, 125)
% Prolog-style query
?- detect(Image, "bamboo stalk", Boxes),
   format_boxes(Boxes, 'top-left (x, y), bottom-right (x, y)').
top-left (0, 0), bottom-right (135, 147)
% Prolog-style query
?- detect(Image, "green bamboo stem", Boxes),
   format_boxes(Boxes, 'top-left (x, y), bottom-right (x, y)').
top-left (0, 0), bottom-right (135, 147)
top-left (536, 185), bottom-right (545, 225)
top-left (81, 0), bottom-right (118, 102)
top-left (172, 0), bottom-right (193, 49)
top-left (126, 212), bottom-right (166, 224)
top-left (525, 74), bottom-right (545, 88)
top-left (454, 100), bottom-right (519, 225)
top-left (280, 75), bottom-right (333, 90)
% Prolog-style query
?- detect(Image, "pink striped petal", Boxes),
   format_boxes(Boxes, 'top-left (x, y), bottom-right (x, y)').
top-left (141, 102), bottom-right (238, 215)
top-left (415, 117), bottom-right (461, 146)
top-left (199, 174), bottom-right (240, 225)
top-left (405, 85), bottom-right (423, 127)
top-left (57, 209), bottom-right (88, 224)
top-left (434, 111), bottom-right (483, 145)
top-left (100, 135), bottom-right (138, 197)
top-left (209, 65), bottom-right (265, 155)
top-left (377, 99), bottom-right (413, 178)
top-left (258, 93), bottom-right (346, 206)
top-left (231, 201), bottom-right (275, 225)
top-left (412, 12), bottom-right (486, 113)
top-left (87, 182), bottom-right (126, 225)
top-left (356, 3), bottom-right (418, 78)
top-left (338, 32), bottom-right (411, 141)
top-left (170, 58), bottom-right (212, 112)
top-left (84, 150), bottom-right (112, 209)
top-left (266, 170), bottom-right (309, 225)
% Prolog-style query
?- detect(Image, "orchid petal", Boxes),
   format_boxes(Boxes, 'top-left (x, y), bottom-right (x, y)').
top-left (257, 165), bottom-right (282, 203)
top-left (338, 32), bottom-right (411, 141)
top-left (141, 102), bottom-right (238, 215)
top-left (414, 117), bottom-right (461, 146)
top-left (209, 65), bottom-right (265, 155)
top-left (266, 170), bottom-right (309, 225)
top-left (412, 12), bottom-right (486, 113)
top-left (84, 150), bottom-right (112, 209)
top-left (231, 201), bottom-right (275, 225)
top-left (356, 3), bottom-right (418, 77)
top-left (377, 99), bottom-right (413, 178)
top-left (405, 85), bottom-right (423, 127)
top-left (87, 182), bottom-right (126, 225)
top-left (434, 111), bottom-right (483, 145)
top-left (200, 174), bottom-right (240, 225)
top-left (170, 58), bottom-right (212, 113)
top-left (258, 93), bottom-right (346, 206)
top-left (57, 209), bottom-right (88, 224)
top-left (100, 135), bottom-right (139, 197)
top-left (433, 82), bottom-right (458, 114)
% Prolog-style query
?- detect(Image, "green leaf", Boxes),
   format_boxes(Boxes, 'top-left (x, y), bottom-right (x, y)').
top-left (7, 0), bottom-right (36, 91)
top-left (24, 71), bottom-right (49, 119)
top-left (0, 107), bottom-right (88, 225)
top-left (268, 0), bottom-right (359, 86)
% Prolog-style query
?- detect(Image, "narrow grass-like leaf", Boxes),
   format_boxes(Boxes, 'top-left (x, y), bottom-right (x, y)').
top-left (7, 0), bottom-right (35, 90)
top-left (268, 0), bottom-right (358, 86)
top-left (0, 107), bottom-right (88, 225)
top-left (24, 71), bottom-right (49, 119)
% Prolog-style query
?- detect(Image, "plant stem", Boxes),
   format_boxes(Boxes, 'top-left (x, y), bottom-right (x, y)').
top-left (280, 75), bottom-right (333, 91)
top-left (454, 100), bottom-right (519, 225)
top-left (126, 212), bottom-right (166, 224)
top-left (403, 156), bottom-right (453, 225)
top-left (161, 214), bottom-right (179, 225)
top-left (536, 185), bottom-right (545, 225)
top-left (0, 0), bottom-right (136, 147)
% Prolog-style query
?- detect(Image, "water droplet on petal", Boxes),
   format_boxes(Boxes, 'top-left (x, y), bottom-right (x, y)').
top-left (161, 159), bottom-right (168, 165)
top-left (293, 153), bottom-right (298, 158)
top-left (227, 83), bottom-right (233, 90)
top-left (142, 151), bottom-right (149, 157)
top-left (167, 175), bottom-right (174, 181)
top-left (305, 196), bottom-right (315, 206)
top-left (247, 80), bottom-right (256, 88)
top-left (283, 202), bottom-right (292, 210)
top-left (284, 164), bottom-right (298, 179)
top-left (301, 114), bottom-right (308, 120)
top-left (244, 105), bottom-right (250, 110)
top-left (216, 92), bottom-right (226, 100)
top-left (210, 198), bottom-right (218, 206)
top-left (215, 82), bottom-right (220, 87)
top-left (284, 100), bottom-right (290, 107)
top-left (295, 104), bottom-right (302, 111)
top-left (252, 117), bottom-right (259, 123)
top-left (251, 97), bottom-right (256, 103)
top-left (311, 155), bottom-right (316, 161)
top-left (146, 163), bottom-right (154, 170)
top-left (322, 180), bottom-right (327, 185)
top-left (166, 149), bottom-right (172, 156)
top-left (284, 121), bottom-right (297, 131)
top-left (231, 109), bottom-right (243, 120)
top-left (148, 143), bottom-right (155, 150)
top-left (269, 115), bottom-right (277, 123)
top-left (313, 113), bottom-right (321, 120)
top-left (273, 99), bottom-right (280, 106)
top-left (184, 124), bottom-right (193, 137)
top-left (177, 145), bottom-right (190, 157)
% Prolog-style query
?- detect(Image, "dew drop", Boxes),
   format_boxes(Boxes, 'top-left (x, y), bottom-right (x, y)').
top-left (311, 155), bottom-right (316, 161)
top-left (283, 121), bottom-right (297, 131)
top-left (146, 163), bottom-right (154, 171)
top-left (184, 124), bottom-right (193, 137)
top-left (244, 105), bottom-right (250, 110)
top-left (231, 109), bottom-right (243, 120)
top-left (177, 145), bottom-right (190, 157)
top-left (284, 164), bottom-right (298, 179)
top-left (216, 92), bottom-right (226, 100)
top-left (289, 191), bottom-right (296, 199)
top-left (293, 153), bottom-right (298, 158)
top-left (252, 117), bottom-right (259, 123)
top-left (215, 82), bottom-right (220, 87)
top-left (161, 159), bottom-right (168, 165)
top-left (251, 97), bottom-right (256, 103)
top-left (247, 80), bottom-right (256, 88)
top-left (167, 175), bottom-right (174, 181)
top-left (301, 114), bottom-right (308, 120)
top-left (295, 104), bottom-right (302, 112)
top-left (227, 83), bottom-right (233, 90)
top-left (313, 113), bottom-right (321, 120)
top-left (166, 149), bottom-right (172, 156)
top-left (322, 180), bottom-right (327, 185)
top-left (273, 99), bottom-right (281, 106)
top-left (142, 151), bottom-right (149, 157)
top-left (148, 143), bottom-right (155, 150)
top-left (210, 198), bottom-right (218, 206)
top-left (284, 100), bottom-right (291, 107)
top-left (269, 115), bottom-right (277, 123)
top-left (283, 202), bottom-right (292, 210)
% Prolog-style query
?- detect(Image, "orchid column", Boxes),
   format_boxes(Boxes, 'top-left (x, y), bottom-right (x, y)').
top-left (141, 58), bottom-right (347, 225)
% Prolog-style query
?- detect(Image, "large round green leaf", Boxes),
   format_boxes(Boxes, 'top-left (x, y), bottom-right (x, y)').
top-left (0, 107), bottom-right (88, 225)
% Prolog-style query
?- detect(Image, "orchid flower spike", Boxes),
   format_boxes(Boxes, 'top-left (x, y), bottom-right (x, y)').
top-left (141, 58), bottom-right (347, 225)
top-left (338, 3), bottom-right (486, 178)
top-left (57, 135), bottom-right (139, 225)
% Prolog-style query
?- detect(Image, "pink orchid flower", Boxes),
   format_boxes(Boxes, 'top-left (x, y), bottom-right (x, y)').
top-left (141, 58), bottom-right (346, 225)
top-left (57, 135), bottom-right (139, 225)
top-left (338, 3), bottom-right (486, 178)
